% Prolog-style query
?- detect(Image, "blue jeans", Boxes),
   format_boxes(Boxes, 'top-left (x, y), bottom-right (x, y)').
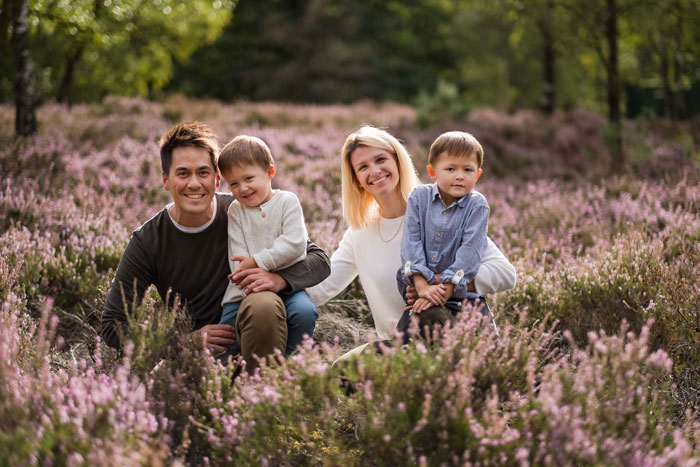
top-left (220, 290), bottom-right (317, 357)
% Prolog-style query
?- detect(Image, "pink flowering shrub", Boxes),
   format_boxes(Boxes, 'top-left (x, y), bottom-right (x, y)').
top-left (1, 96), bottom-right (699, 463)
top-left (332, 314), bottom-right (700, 465)
top-left (485, 175), bottom-right (700, 414)
top-left (0, 300), bottom-right (170, 464)
top-left (141, 313), bottom-right (699, 465)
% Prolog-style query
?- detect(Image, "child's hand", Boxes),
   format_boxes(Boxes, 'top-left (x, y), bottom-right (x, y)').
top-left (232, 256), bottom-right (258, 275)
top-left (442, 283), bottom-right (455, 300)
top-left (418, 283), bottom-right (447, 306)
top-left (412, 297), bottom-right (433, 314)
top-left (405, 274), bottom-right (441, 305)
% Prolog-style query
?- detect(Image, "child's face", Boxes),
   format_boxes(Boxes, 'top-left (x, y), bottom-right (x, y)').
top-left (222, 163), bottom-right (275, 208)
top-left (427, 152), bottom-right (482, 206)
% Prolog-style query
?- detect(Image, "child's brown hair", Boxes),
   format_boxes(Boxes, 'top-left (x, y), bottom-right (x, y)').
top-left (428, 131), bottom-right (484, 168)
top-left (218, 135), bottom-right (274, 174)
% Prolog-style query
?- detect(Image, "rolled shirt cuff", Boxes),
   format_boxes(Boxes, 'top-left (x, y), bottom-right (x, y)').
top-left (403, 261), bottom-right (436, 284)
top-left (442, 270), bottom-right (469, 298)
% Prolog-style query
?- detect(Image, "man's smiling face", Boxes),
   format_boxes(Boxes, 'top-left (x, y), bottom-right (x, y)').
top-left (163, 145), bottom-right (220, 227)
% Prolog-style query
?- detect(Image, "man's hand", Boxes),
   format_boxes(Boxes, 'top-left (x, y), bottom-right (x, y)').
top-left (230, 267), bottom-right (288, 296)
top-left (192, 324), bottom-right (235, 355)
top-left (232, 256), bottom-right (258, 274)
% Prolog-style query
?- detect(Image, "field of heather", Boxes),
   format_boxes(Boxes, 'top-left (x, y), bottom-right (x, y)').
top-left (1, 96), bottom-right (700, 465)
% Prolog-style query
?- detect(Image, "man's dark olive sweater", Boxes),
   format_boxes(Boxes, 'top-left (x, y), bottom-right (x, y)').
top-left (101, 193), bottom-right (330, 349)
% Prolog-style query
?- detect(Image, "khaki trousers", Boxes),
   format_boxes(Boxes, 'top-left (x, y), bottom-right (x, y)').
top-left (236, 291), bottom-right (287, 373)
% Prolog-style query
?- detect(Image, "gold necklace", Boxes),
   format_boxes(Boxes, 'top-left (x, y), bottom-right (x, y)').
top-left (377, 216), bottom-right (405, 243)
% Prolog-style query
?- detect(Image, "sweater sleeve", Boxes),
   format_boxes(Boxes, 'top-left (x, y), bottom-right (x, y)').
top-left (306, 228), bottom-right (358, 306)
top-left (276, 240), bottom-right (330, 293)
top-left (473, 237), bottom-right (517, 295)
top-left (101, 234), bottom-right (154, 349)
top-left (253, 193), bottom-right (308, 271)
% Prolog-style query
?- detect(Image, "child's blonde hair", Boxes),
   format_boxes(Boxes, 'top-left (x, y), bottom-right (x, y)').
top-left (218, 135), bottom-right (274, 174)
top-left (340, 126), bottom-right (420, 229)
top-left (429, 131), bottom-right (484, 167)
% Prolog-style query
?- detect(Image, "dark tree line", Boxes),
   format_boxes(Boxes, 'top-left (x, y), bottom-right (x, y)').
top-left (3, 0), bottom-right (700, 140)
top-left (170, 0), bottom-right (700, 126)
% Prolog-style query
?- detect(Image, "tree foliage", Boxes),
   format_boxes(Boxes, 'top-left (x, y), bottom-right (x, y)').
top-left (3, 0), bottom-right (700, 120)
top-left (1, 0), bottom-right (236, 104)
top-left (171, 0), bottom-right (700, 120)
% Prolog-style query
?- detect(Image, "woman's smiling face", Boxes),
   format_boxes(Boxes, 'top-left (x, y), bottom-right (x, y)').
top-left (349, 145), bottom-right (400, 199)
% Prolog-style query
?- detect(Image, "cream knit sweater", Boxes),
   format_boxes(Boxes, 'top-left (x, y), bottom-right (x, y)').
top-left (222, 190), bottom-right (308, 305)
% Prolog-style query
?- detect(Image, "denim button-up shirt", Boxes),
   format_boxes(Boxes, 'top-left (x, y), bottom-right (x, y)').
top-left (397, 183), bottom-right (489, 300)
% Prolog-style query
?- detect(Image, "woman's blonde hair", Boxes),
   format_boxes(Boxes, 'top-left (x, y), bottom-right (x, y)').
top-left (341, 126), bottom-right (420, 229)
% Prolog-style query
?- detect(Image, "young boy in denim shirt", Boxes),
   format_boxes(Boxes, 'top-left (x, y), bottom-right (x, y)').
top-left (218, 135), bottom-right (317, 357)
top-left (396, 131), bottom-right (489, 340)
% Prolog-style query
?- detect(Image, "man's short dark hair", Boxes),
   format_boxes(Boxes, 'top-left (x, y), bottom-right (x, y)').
top-left (159, 121), bottom-right (219, 174)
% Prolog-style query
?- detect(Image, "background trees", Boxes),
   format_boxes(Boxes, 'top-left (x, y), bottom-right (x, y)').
top-left (170, 0), bottom-right (700, 118)
top-left (1, 0), bottom-right (235, 135)
top-left (2, 0), bottom-right (700, 137)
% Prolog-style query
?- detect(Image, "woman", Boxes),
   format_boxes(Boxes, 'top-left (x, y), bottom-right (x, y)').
top-left (307, 126), bottom-right (516, 352)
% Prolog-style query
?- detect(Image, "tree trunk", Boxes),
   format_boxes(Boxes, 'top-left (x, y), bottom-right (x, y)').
top-left (671, 0), bottom-right (684, 119)
top-left (57, 0), bottom-right (102, 104)
top-left (11, 0), bottom-right (37, 136)
top-left (606, 0), bottom-right (622, 163)
top-left (539, 0), bottom-right (556, 114)
top-left (57, 45), bottom-right (84, 104)
top-left (658, 32), bottom-right (673, 119)
top-left (0, 0), bottom-right (12, 53)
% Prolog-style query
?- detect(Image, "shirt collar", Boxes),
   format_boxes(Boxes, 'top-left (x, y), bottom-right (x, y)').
top-left (430, 183), bottom-right (470, 208)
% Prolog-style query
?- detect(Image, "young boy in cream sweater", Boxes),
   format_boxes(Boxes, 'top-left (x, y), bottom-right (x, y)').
top-left (218, 135), bottom-right (317, 356)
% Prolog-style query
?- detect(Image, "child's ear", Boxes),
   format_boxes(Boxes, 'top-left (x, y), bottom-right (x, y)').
top-left (426, 165), bottom-right (436, 179)
top-left (475, 168), bottom-right (482, 182)
top-left (268, 165), bottom-right (276, 179)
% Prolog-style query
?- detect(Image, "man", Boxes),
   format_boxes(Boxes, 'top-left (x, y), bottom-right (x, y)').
top-left (101, 121), bottom-right (330, 371)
